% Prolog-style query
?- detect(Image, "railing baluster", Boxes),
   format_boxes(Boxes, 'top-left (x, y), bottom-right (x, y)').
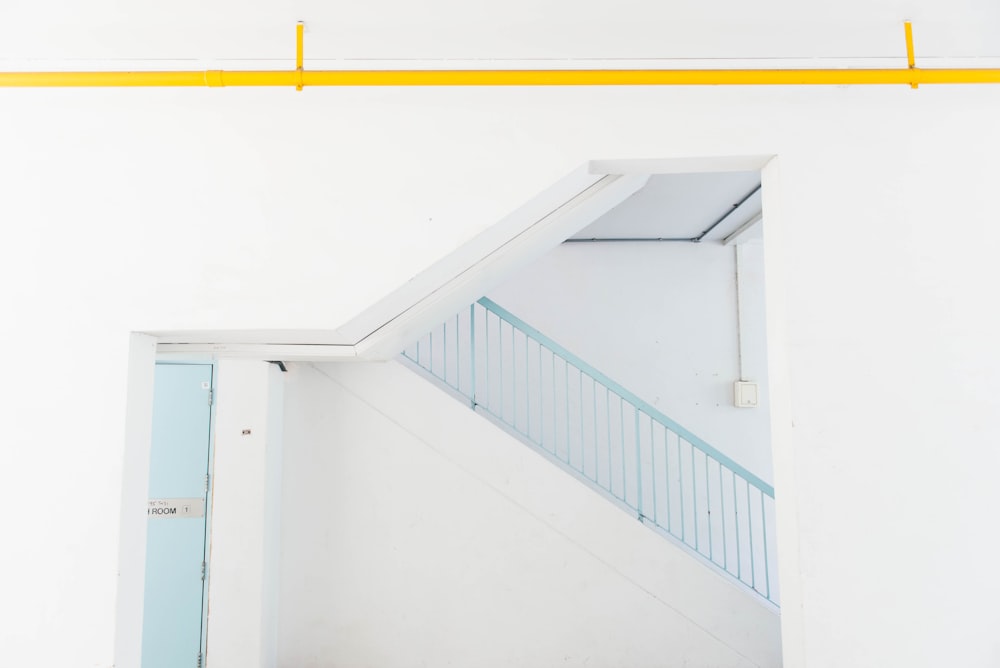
top-left (552, 351), bottom-right (558, 456)
top-left (525, 335), bottom-right (531, 441)
top-left (498, 318), bottom-right (504, 422)
top-left (663, 424), bottom-right (671, 534)
top-left (650, 416), bottom-right (658, 524)
top-left (761, 492), bottom-right (771, 600)
top-left (590, 378), bottom-right (601, 485)
top-left (678, 435), bottom-right (686, 543)
top-left (565, 359), bottom-right (572, 465)
top-left (511, 324), bottom-right (517, 430)
top-left (746, 480), bottom-right (756, 590)
top-left (579, 368), bottom-right (586, 479)
top-left (719, 462), bottom-right (727, 570)
top-left (469, 304), bottom-right (476, 407)
top-left (706, 451), bottom-right (713, 562)
top-left (484, 311), bottom-right (490, 410)
top-left (619, 396), bottom-right (626, 501)
top-left (634, 409), bottom-right (643, 518)
top-left (692, 442), bottom-right (699, 551)
top-left (539, 341), bottom-right (544, 450)
top-left (452, 314), bottom-right (458, 390)
top-left (733, 471), bottom-right (742, 581)
top-left (606, 387), bottom-right (612, 493)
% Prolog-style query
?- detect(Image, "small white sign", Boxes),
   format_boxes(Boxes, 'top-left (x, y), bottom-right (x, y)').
top-left (148, 498), bottom-right (205, 518)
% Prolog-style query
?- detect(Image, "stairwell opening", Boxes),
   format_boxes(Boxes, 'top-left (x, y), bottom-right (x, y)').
top-left (274, 158), bottom-right (790, 667)
top-left (402, 167), bottom-right (780, 606)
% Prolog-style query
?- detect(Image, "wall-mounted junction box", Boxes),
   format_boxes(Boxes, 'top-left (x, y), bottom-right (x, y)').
top-left (734, 381), bottom-right (759, 408)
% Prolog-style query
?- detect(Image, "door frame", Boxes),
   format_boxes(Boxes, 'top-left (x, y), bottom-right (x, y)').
top-left (114, 342), bottom-right (219, 668)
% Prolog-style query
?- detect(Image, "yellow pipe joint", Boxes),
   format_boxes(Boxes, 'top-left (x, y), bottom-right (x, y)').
top-left (204, 70), bottom-right (224, 88)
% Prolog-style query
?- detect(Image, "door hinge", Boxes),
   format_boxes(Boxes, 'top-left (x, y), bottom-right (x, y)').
top-left (207, 389), bottom-right (213, 406)
top-left (204, 473), bottom-right (210, 493)
top-left (201, 561), bottom-right (207, 581)
top-left (197, 651), bottom-right (203, 668)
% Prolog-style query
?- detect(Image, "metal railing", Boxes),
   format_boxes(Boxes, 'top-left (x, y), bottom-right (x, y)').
top-left (402, 297), bottom-right (778, 605)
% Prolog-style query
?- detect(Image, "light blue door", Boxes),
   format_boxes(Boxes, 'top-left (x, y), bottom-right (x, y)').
top-left (142, 363), bottom-right (214, 668)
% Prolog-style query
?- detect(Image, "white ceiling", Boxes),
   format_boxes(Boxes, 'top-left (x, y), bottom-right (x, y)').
top-left (1, 1), bottom-right (998, 62)
top-left (569, 171), bottom-right (761, 242)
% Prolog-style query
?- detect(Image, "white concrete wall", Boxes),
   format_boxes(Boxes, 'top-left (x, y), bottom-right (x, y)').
top-left (1, 3), bottom-right (1000, 667)
top-left (488, 234), bottom-right (773, 483)
top-left (279, 360), bottom-right (780, 667)
top-left (206, 361), bottom-right (284, 668)
top-left (113, 334), bottom-right (159, 668)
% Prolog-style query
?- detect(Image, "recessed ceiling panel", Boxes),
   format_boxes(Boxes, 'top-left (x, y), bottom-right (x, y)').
top-left (570, 171), bottom-right (761, 241)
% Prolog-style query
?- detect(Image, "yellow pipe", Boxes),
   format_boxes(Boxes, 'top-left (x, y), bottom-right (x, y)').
top-left (2, 21), bottom-right (997, 90)
top-left (1, 21), bottom-right (997, 89)
top-left (3, 67), bottom-right (1000, 88)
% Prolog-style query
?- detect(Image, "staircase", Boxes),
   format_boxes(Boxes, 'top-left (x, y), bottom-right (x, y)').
top-left (402, 297), bottom-right (778, 606)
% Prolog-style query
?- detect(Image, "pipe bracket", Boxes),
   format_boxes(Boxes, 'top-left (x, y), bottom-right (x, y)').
top-left (295, 21), bottom-right (305, 91)
top-left (905, 21), bottom-right (918, 89)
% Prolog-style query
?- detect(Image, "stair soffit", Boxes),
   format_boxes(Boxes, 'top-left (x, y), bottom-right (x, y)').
top-left (155, 167), bottom-right (646, 358)
top-left (155, 155), bottom-right (773, 360)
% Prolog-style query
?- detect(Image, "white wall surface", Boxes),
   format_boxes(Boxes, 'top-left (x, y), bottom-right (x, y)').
top-left (113, 334), bottom-right (158, 668)
top-left (1, 3), bottom-right (1000, 666)
top-left (207, 361), bottom-right (284, 668)
top-left (280, 360), bottom-right (780, 667)
top-left (488, 233), bottom-right (773, 483)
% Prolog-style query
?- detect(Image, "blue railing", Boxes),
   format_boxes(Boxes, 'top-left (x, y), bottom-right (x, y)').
top-left (402, 297), bottom-right (778, 605)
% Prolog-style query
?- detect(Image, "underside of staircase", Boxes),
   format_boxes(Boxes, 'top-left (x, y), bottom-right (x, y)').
top-left (282, 358), bottom-right (782, 667)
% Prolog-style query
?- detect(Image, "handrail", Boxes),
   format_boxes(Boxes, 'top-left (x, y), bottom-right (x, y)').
top-left (479, 297), bottom-right (774, 498)
top-left (402, 298), bottom-right (778, 604)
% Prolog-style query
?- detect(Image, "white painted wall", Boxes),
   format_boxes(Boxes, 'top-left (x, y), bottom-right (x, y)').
top-left (113, 334), bottom-right (158, 668)
top-left (1, 3), bottom-right (1000, 666)
top-left (488, 232), bottom-right (773, 483)
top-left (279, 360), bottom-right (780, 667)
top-left (206, 361), bottom-right (284, 668)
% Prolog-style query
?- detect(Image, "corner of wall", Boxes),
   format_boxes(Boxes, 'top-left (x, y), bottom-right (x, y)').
top-left (113, 333), bottom-right (158, 668)
top-left (761, 157), bottom-right (805, 668)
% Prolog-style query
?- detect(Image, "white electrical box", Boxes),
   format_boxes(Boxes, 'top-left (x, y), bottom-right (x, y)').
top-left (734, 381), bottom-right (759, 408)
